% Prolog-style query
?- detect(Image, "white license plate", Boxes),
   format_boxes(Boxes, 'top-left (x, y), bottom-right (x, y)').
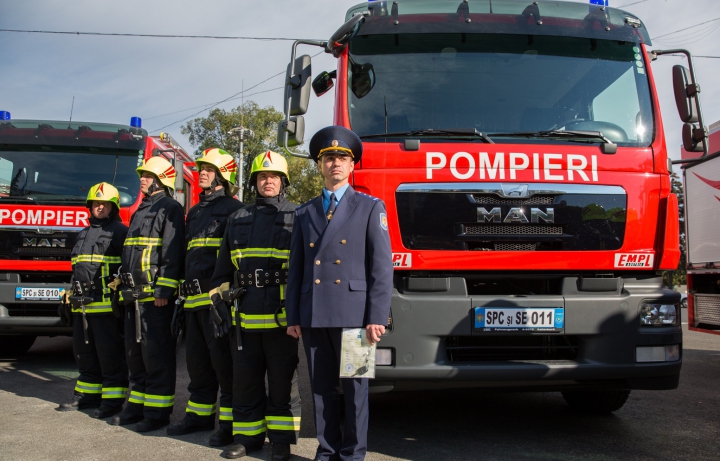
top-left (15, 287), bottom-right (64, 301)
top-left (474, 307), bottom-right (564, 332)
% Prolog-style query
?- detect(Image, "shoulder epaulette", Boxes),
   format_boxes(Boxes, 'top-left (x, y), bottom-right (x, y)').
top-left (356, 191), bottom-right (380, 201)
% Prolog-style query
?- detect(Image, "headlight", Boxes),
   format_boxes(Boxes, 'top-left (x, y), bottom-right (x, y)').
top-left (640, 303), bottom-right (679, 326)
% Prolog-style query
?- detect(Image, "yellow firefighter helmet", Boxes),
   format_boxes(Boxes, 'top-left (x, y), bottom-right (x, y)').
top-left (86, 182), bottom-right (120, 210)
top-left (195, 148), bottom-right (240, 196)
top-left (249, 151), bottom-right (290, 187)
top-left (136, 156), bottom-right (177, 190)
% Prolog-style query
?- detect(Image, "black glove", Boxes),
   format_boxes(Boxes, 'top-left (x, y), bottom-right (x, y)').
top-left (171, 300), bottom-right (186, 338)
top-left (209, 293), bottom-right (230, 338)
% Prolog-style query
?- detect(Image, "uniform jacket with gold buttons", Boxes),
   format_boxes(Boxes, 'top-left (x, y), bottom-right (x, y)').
top-left (286, 186), bottom-right (393, 328)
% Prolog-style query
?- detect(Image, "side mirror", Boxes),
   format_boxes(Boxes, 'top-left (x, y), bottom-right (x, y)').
top-left (682, 122), bottom-right (705, 152)
top-left (673, 65), bottom-right (700, 123)
top-left (326, 13), bottom-right (365, 56)
top-left (312, 70), bottom-right (337, 97)
top-left (350, 61), bottom-right (375, 99)
top-left (278, 116), bottom-right (305, 148)
top-left (285, 55), bottom-right (312, 116)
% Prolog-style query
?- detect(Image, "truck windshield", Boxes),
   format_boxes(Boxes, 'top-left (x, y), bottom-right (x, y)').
top-left (0, 148), bottom-right (141, 205)
top-left (348, 34), bottom-right (653, 146)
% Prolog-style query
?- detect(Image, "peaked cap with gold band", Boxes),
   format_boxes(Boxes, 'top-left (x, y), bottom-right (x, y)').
top-left (308, 125), bottom-right (363, 163)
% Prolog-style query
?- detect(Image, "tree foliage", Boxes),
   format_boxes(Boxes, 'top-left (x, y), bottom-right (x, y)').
top-left (663, 172), bottom-right (686, 290)
top-left (181, 102), bottom-right (323, 205)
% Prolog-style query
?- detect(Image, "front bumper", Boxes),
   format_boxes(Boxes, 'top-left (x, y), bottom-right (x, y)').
top-left (0, 279), bottom-right (72, 336)
top-left (374, 275), bottom-right (681, 392)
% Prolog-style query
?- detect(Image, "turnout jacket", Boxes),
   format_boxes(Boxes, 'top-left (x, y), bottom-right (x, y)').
top-left (285, 186), bottom-right (393, 328)
top-left (184, 188), bottom-right (243, 309)
top-left (70, 216), bottom-right (128, 314)
top-left (211, 195), bottom-right (297, 330)
top-left (121, 192), bottom-right (186, 300)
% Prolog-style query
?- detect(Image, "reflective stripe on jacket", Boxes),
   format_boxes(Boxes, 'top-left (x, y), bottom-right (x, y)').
top-left (211, 196), bottom-right (296, 330)
top-left (71, 216), bottom-right (128, 314)
top-left (121, 192), bottom-right (185, 299)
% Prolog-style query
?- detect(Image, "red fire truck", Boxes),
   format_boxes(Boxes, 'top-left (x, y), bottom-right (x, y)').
top-left (681, 121), bottom-right (720, 335)
top-left (0, 112), bottom-right (200, 356)
top-left (278, 0), bottom-right (701, 412)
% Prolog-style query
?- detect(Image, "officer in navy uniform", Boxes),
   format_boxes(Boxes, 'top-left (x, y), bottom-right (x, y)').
top-left (286, 126), bottom-right (393, 461)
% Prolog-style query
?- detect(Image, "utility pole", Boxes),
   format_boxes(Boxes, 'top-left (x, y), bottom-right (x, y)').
top-left (227, 126), bottom-right (254, 202)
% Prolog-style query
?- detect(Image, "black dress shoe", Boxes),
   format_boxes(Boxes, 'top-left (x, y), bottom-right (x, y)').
top-left (167, 418), bottom-right (215, 436)
top-left (208, 426), bottom-right (234, 447)
top-left (109, 412), bottom-right (143, 426)
top-left (91, 405), bottom-right (122, 419)
top-left (271, 443), bottom-right (291, 461)
top-left (222, 443), bottom-right (247, 459)
top-left (135, 417), bottom-right (170, 433)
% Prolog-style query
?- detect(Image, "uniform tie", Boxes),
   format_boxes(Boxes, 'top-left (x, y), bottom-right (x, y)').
top-left (327, 193), bottom-right (337, 221)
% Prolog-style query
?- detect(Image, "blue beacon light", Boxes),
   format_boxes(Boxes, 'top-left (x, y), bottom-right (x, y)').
top-left (130, 116), bottom-right (142, 128)
top-left (0, 111), bottom-right (10, 120)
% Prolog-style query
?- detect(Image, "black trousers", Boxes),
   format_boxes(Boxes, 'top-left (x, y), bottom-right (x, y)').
top-left (184, 308), bottom-right (234, 428)
top-left (230, 328), bottom-right (301, 447)
top-left (123, 299), bottom-right (176, 420)
top-left (71, 314), bottom-right (128, 408)
top-left (303, 327), bottom-right (369, 461)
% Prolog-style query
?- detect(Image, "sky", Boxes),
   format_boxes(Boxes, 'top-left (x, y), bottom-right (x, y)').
top-left (1, 0), bottom-right (718, 161)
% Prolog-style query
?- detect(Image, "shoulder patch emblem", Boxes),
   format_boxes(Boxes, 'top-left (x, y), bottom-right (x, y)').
top-left (380, 212), bottom-right (388, 231)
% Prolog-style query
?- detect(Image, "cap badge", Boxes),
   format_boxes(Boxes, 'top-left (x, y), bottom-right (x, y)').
top-left (331, 140), bottom-right (339, 147)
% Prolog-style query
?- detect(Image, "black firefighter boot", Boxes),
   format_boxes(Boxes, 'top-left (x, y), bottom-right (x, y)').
top-left (167, 417), bottom-right (215, 436)
top-left (208, 425), bottom-right (234, 447)
top-left (271, 443), bottom-right (291, 461)
top-left (91, 404), bottom-right (123, 419)
top-left (57, 395), bottom-right (99, 412)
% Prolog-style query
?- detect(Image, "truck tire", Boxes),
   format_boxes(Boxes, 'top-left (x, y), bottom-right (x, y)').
top-left (561, 390), bottom-right (630, 413)
top-left (0, 335), bottom-right (37, 357)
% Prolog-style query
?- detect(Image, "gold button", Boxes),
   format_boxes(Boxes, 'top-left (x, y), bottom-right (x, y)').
top-left (309, 242), bottom-right (315, 248)
top-left (315, 260), bottom-right (321, 266)
top-left (335, 280), bottom-right (341, 284)
top-left (315, 279), bottom-right (321, 284)
top-left (336, 260), bottom-right (341, 264)
top-left (341, 239), bottom-right (347, 244)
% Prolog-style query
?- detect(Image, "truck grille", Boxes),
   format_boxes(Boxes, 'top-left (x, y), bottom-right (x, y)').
top-left (446, 335), bottom-right (579, 362)
top-left (471, 195), bottom-right (555, 205)
top-left (694, 294), bottom-right (720, 327)
top-left (494, 243), bottom-right (537, 251)
top-left (464, 225), bottom-right (563, 235)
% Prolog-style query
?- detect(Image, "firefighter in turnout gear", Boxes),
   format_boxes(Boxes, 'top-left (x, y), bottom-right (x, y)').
top-left (110, 156), bottom-right (186, 433)
top-left (211, 151), bottom-right (301, 461)
top-left (167, 148), bottom-right (243, 446)
top-left (57, 182), bottom-right (129, 419)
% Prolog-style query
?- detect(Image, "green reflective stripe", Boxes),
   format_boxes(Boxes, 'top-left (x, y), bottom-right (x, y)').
top-left (141, 247), bottom-right (151, 273)
top-left (71, 303), bottom-right (113, 314)
top-left (144, 394), bottom-right (174, 408)
top-left (266, 416), bottom-right (301, 431)
top-left (187, 237), bottom-right (222, 249)
top-left (184, 294), bottom-right (211, 309)
top-left (124, 237), bottom-right (163, 246)
top-left (128, 391), bottom-right (145, 404)
top-left (156, 277), bottom-right (179, 289)
top-left (186, 401), bottom-right (217, 416)
top-left (237, 309), bottom-right (287, 329)
top-left (75, 381), bottom-right (102, 394)
top-left (219, 407), bottom-right (233, 421)
top-left (71, 254), bottom-right (122, 265)
top-left (102, 387), bottom-right (128, 399)
top-left (232, 420), bottom-right (266, 436)
top-left (280, 261), bottom-right (288, 300)
top-left (230, 247), bottom-right (289, 270)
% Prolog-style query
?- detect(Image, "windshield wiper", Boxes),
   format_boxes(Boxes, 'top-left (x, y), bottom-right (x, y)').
top-left (360, 128), bottom-right (494, 143)
top-left (489, 130), bottom-right (617, 153)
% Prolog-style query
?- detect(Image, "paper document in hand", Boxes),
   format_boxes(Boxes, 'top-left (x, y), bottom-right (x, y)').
top-left (339, 328), bottom-right (377, 378)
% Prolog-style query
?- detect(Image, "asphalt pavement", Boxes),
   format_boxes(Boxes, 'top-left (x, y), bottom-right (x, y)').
top-left (1, 310), bottom-right (718, 461)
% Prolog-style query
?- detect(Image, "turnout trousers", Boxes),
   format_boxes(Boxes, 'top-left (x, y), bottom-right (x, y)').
top-left (71, 314), bottom-right (128, 408)
top-left (123, 299), bottom-right (176, 420)
top-left (303, 327), bottom-right (369, 461)
top-left (184, 308), bottom-right (234, 428)
top-left (230, 328), bottom-right (301, 448)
